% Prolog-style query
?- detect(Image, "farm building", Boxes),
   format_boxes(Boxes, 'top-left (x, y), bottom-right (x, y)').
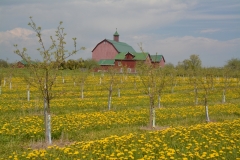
top-left (17, 60), bottom-right (28, 68)
top-left (92, 30), bottom-right (165, 72)
top-left (16, 60), bottom-right (35, 68)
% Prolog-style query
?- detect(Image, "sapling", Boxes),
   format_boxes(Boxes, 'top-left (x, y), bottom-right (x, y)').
top-left (136, 59), bottom-right (167, 128)
top-left (0, 68), bottom-right (4, 94)
top-left (198, 69), bottom-right (214, 122)
top-left (221, 68), bottom-right (233, 103)
top-left (13, 17), bottom-right (85, 144)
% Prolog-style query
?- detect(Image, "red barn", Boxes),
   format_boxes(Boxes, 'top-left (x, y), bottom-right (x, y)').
top-left (92, 31), bottom-right (136, 62)
top-left (150, 55), bottom-right (165, 67)
top-left (17, 60), bottom-right (28, 68)
top-left (114, 52), bottom-right (152, 73)
top-left (92, 30), bottom-right (165, 72)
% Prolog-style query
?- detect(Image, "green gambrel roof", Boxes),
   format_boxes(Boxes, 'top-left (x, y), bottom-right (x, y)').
top-left (115, 52), bottom-right (149, 60)
top-left (98, 59), bottom-right (115, 65)
top-left (150, 55), bottom-right (163, 62)
top-left (106, 39), bottom-right (136, 53)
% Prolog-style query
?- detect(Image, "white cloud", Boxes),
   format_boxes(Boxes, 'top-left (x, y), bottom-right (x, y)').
top-left (127, 35), bottom-right (240, 66)
top-left (0, 28), bottom-right (34, 43)
top-left (0, 0), bottom-right (239, 66)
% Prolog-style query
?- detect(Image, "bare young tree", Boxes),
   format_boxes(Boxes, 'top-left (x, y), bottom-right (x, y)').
top-left (102, 67), bottom-right (119, 110)
top-left (137, 61), bottom-right (167, 128)
top-left (198, 69), bottom-right (214, 122)
top-left (13, 17), bottom-right (85, 144)
top-left (76, 69), bottom-right (89, 99)
top-left (0, 68), bottom-right (3, 95)
top-left (220, 68), bottom-right (234, 103)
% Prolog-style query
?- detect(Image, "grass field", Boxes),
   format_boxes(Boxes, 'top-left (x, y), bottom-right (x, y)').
top-left (0, 69), bottom-right (239, 159)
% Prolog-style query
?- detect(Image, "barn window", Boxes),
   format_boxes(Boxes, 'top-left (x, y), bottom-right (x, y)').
top-left (127, 68), bottom-right (131, 73)
top-left (120, 68), bottom-right (123, 73)
top-left (118, 62), bottom-right (122, 66)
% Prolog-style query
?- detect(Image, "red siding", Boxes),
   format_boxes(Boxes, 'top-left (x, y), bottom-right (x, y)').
top-left (17, 62), bottom-right (25, 68)
top-left (125, 53), bottom-right (134, 60)
top-left (145, 56), bottom-right (152, 65)
top-left (114, 35), bottom-right (119, 42)
top-left (159, 58), bottom-right (165, 67)
top-left (152, 58), bottom-right (165, 67)
top-left (92, 41), bottom-right (118, 61)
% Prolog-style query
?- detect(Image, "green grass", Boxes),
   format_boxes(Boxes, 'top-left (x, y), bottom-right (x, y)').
top-left (0, 69), bottom-right (239, 159)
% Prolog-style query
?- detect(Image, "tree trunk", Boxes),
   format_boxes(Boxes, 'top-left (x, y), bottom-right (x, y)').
top-left (44, 70), bottom-right (52, 144)
top-left (194, 87), bottom-right (198, 105)
top-left (118, 88), bottom-right (120, 97)
top-left (204, 95), bottom-right (210, 122)
top-left (27, 90), bottom-right (30, 101)
top-left (108, 84), bottom-right (112, 110)
top-left (27, 84), bottom-right (30, 101)
top-left (222, 89), bottom-right (226, 103)
top-left (149, 95), bottom-right (155, 128)
top-left (81, 83), bottom-right (84, 99)
top-left (44, 97), bottom-right (52, 144)
top-left (158, 94), bottom-right (161, 108)
top-left (9, 81), bottom-right (12, 90)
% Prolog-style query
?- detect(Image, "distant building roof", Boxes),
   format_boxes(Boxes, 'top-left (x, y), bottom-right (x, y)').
top-left (150, 55), bottom-right (165, 62)
top-left (19, 59), bottom-right (36, 65)
top-left (19, 60), bottom-right (28, 65)
top-left (98, 59), bottom-right (115, 66)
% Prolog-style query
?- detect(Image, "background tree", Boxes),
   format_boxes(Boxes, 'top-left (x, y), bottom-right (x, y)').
top-left (0, 59), bottom-right (8, 68)
top-left (224, 58), bottom-right (240, 71)
top-left (13, 17), bottom-right (84, 144)
top-left (177, 54), bottom-right (202, 71)
top-left (66, 59), bottom-right (77, 70)
top-left (189, 54), bottom-right (202, 70)
top-left (83, 59), bottom-right (99, 70)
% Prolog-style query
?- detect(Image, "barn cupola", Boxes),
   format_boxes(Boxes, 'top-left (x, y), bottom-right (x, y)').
top-left (113, 28), bottom-right (119, 42)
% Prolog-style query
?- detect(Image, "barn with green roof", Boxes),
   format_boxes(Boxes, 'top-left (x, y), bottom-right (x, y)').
top-left (92, 30), bottom-right (165, 72)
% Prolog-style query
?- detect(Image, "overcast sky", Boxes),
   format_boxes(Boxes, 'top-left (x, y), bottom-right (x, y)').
top-left (0, 0), bottom-right (239, 67)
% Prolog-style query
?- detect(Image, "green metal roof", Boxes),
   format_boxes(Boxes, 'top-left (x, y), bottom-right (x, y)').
top-left (150, 55), bottom-right (163, 62)
top-left (106, 39), bottom-right (136, 53)
top-left (20, 60), bottom-right (28, 65)
top-left (113, 31), bottom-right (119, 36)
top-left (98, 59), bottom-right (115, 65)
top-left (115, 52), bottom-right (149, 60)
top-left (20, 59), bottom-right (36, 65)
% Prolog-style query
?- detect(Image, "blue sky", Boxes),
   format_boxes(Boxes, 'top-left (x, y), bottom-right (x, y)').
top-left (0, 0), bottom-right (239, 67)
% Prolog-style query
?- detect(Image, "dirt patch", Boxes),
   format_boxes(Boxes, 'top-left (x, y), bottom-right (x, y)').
top-left (28, 139), bottom-right (73, 150)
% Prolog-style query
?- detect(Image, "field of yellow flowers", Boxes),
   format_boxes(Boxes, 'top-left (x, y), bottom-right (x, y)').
top-left (0, 70), bottom-right (239, 159)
